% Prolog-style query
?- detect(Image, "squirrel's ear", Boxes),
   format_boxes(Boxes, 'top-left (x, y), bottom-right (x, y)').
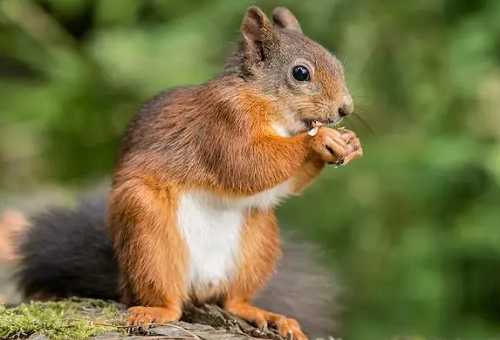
top-left (272, 7), bottom-right (302, 34)
top-left (241, 6), bottom-right (276, 61)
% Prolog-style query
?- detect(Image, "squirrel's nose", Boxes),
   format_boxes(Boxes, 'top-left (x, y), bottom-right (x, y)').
top-left (339, 94), bottom-right (354, 117)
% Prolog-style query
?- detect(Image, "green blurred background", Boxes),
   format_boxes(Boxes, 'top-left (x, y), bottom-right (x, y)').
top-left (1, 0), bottom-right (500, 339)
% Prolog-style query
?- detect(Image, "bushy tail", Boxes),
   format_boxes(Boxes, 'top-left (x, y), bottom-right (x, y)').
top-left (14, 193), bottom-right (120, 301)
top-left (10, 190), bottom-right (340, 336)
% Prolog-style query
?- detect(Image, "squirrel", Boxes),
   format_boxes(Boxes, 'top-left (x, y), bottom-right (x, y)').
top-left (0, 187), bottom-right (340, 337)
top-left (8, 6), bottom-right (363, 340)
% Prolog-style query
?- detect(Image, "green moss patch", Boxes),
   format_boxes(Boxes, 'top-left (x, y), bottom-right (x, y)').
top-left (0, 298), bottom-right (126, 340)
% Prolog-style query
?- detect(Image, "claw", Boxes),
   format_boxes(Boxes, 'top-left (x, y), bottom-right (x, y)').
top-left (257, 323), bottom-right (268, 334)
top-left (334, 156), bottom-right (345, 167)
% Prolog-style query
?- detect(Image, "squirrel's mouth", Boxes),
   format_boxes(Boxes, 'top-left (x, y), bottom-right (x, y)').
top-left (303, 117), bottom-right (344, 129)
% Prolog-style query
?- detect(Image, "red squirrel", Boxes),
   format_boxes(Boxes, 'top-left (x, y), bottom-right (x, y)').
top-left (107, 6), bottom-right (361, 340)
top-left (6, 6), bottom-right (362, 340)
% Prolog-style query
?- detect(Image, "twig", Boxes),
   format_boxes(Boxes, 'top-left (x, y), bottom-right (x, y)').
top-left (104, 337), bottom-right (194, 340)
top-left (82, 319), bottom-right (203, 340)
top-left (137, 322), bottom-right (203, 340)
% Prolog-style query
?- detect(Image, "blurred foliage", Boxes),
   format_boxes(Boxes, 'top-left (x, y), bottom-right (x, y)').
top-left (1, 0), bottom-right (500, 339)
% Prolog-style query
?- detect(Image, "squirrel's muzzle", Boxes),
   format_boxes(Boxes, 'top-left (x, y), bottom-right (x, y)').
top-left (339, 93), bottom-right (354, 117)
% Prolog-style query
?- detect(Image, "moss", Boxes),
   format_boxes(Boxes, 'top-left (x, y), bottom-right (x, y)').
top-left (0, 298), bottom-right (126, 340)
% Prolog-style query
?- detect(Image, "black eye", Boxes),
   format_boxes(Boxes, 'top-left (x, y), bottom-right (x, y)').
top-left (292, 65), bottom-right (310, 81)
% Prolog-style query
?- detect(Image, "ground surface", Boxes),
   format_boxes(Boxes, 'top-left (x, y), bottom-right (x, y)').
top-left (0, 298), bottom-right (451, 340)
top-left (0, 299), bottom-right (303, 340)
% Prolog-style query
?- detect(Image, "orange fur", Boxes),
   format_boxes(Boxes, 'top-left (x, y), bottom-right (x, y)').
top-left (228, 208), bottom-right (281, 301)
top-left (291, 158), bottom-right (325, 195)
top-left (108, 178), bottom-right (187, 322)
top-left (225, 208), bottom-right (308, 340)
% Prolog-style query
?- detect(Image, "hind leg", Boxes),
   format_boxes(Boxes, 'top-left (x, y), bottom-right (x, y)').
top-left (108, 179), bottom-right (187, 329)
top-left (224, 208), bottom-right (308, 340)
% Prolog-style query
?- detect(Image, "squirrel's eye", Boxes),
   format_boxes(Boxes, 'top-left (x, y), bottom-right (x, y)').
top-left (292, 65), bottom-right (310, 82)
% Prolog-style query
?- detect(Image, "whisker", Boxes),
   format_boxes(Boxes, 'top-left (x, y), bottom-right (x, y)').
top-left (352, 112), bottom-right (377, 138)
top-left (351, 105), bottom-right (372, 115)
top-left (352, 95), bottom-right (372, 100)
top-left (342, 117), bottom-right (355, 129)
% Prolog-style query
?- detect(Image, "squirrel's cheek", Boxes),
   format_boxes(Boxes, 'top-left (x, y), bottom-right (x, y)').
top-left (307, 82), bottom-right (323, 97)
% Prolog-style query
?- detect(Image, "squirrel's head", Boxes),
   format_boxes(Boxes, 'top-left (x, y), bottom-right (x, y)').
top-left (226, 6), bottom-right (353, 136)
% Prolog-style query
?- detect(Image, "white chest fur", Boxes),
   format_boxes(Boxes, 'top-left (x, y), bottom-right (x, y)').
top-left (177, 180), bottom-right (293, 292)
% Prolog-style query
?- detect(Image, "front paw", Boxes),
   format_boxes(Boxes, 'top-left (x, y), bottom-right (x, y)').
top-left (310, 127), bottom-right (363, 166)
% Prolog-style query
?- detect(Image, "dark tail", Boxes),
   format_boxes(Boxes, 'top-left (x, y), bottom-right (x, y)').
top-left (13, 191), bottom-right (340, 336)
top-left (14, 193), bottom-right (120, 301)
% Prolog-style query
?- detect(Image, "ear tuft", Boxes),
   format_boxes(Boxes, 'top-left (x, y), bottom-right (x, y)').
top-left (272, 7), bottom-right (302, 33)
top-left (241, 6), bottom-right (275, 44)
